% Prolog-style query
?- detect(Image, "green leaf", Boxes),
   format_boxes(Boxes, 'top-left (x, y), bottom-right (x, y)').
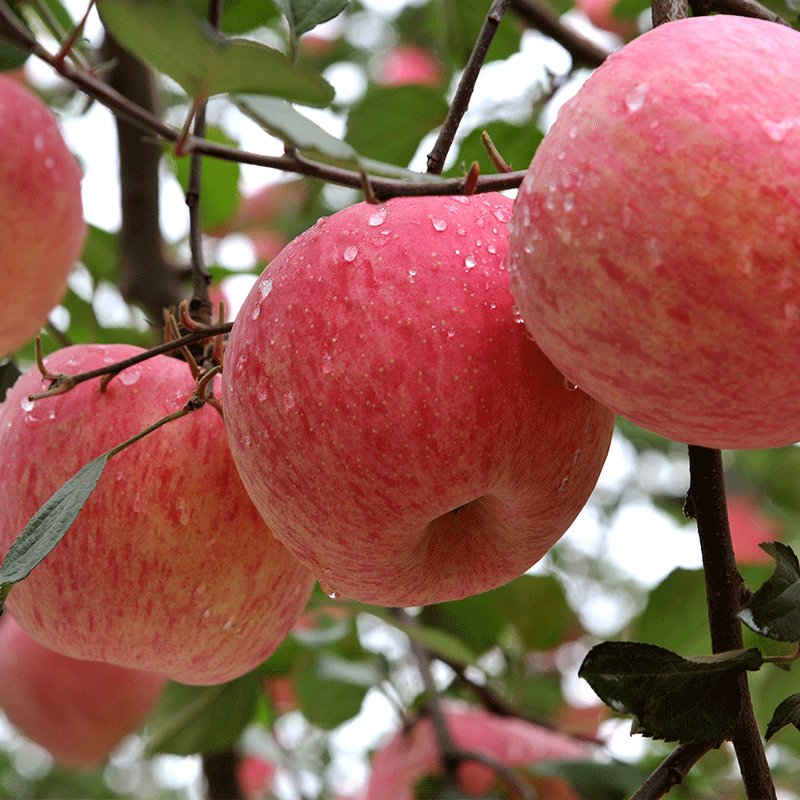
top-left (170, 126), bottom-right (240, 230)
top-left (98, 0), bottom-right (334, 105)
top-left (611, 0), bottom-right (650, 19)
top-left (0, 361), bottom-right (21, 403)
top-left (275, 0), bottom-right (350, 39)
top-left (394, 620), bottom-right (477, 667)
top-left (633, 569), bottom-right (711, 655)
top-left (438, 0), bottom-right (521, 68)
top-left (766, 692), bottom-right (800, 740)
top-left (346, 85), bottom-right (448, 167)
top-left (80, 225), bottom-right (119, 284)
top-left (446, 121), bottom-right (541, 177)
top-left (145, 673), bottom-right (261, 756)
top-left (739, 542), bottom-right (800, 643)
top-left (235, 95), bottom-right (359, 165)
top-left (0, 453), bottom-right (109, 608)
top-left (188, 0), bottom-right (280, 33)
top-left (295, 653), bottom-right (377, 728)
top-left (579, 641), bottom-right (763, 743)
top-left (420, 592), bottom-right (505, 655)
top-left (528, 759), bottom-right (651, 800)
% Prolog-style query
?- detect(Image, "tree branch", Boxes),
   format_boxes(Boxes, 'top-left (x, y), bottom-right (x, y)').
top-left (426, 0), bottom-right (511, 175)
top-left (685, 446), bottom-right (776, 800)
top-left (630, 740), bottom-right (718, 800)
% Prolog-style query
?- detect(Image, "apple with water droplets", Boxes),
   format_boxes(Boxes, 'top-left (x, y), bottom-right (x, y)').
top-left (0, 75), bottom-right (86, 357)
top-left (0, 614), bottom-right (164, 768)
top-left (0, 344), bottom-right (314, 685)
top-left (508, 15), bottom-right (800, 450)
top-left (222, 194), bottom-right (615, 607)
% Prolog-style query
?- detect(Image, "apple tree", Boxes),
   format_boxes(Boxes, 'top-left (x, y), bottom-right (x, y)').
top-left (1, 1), bottom-right (800, 799)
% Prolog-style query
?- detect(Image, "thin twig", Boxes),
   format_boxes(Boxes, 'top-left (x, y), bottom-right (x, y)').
top-left (509, 0), bottom-right (610, 68)
top-left (685, 446), bottom-right (776, 800)
top-left (426, 0), bottom-right (511, 175)
top-left (630, 740), bottom-right (719, 800)
top-left (651, 0), bottom-right (689, 26)
top-left (690, 0), bottom-right (790, 24)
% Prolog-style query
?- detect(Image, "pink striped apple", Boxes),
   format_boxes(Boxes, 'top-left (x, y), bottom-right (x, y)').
top-left (0, 75), bottom-right (85, 357)
top-left (222, 194), bottom-right (615, 606)
top-left (365, 705), bottom-right (588, 800)
top-left (507, 16), bottom-right (800, 450)
top-left (0, 344), bottom-right (314, 685)
top-left (0, 615), bottom-right (164, 768)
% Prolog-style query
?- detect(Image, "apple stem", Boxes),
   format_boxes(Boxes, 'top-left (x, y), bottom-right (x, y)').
top-left (685, 446), bottom-right (776, 800)
top-left (426, 0), bottom-right (511, 176)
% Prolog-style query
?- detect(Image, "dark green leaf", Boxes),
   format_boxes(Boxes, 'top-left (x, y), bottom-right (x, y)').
top-left (0, 360), bottom-right (21, 403)
top-left (145, 673), bottom-right (261, 756)
top-left (0, 38), bottom-right (27, 70)
top-left (529, 759), bottom-right (651, 800)
top-left (739, 542), bottom-right (800, 642)
top-left (275, 0), bottom-right (349, 38)
top-left (346, 85), bottom-right (448, 166)
top-left (579, 641), bottom-right (763, 743)
top-left (170, 126), bottom-right (240, 230)
top-left (0, 453), bottom-right (109, 606)
top-left (188, 0), bottom-right (280, 33)
top-left (766, 692), bottom-right (800, 740)
top-left (393, 620), bottom-right (477, 667)
top-left (611, 0), bottom-right (650, 18)
top-left (420, 592), bottom-right (505, 655)
top-left (98, 0), bottom-right (333, 105)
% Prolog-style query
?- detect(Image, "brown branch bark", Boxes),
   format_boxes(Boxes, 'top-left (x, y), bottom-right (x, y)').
top-left (203, 750), bottom-right (243, 800)
top-left (686, 446), bottom-right (776, 800)
top-left (100, 36), bottom-right (186, 324)
top-left (630, 740), bottom-right (718, 800)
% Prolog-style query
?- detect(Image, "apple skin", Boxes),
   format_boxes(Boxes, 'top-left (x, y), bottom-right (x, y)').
top-left (507, 15), bottom-right (800, 450)
top-left (0, 344), bottom-right (315, 685)
top-left (376, 45), bottom-right (443, 88)
top-left (0, 75), bottom-right (86, 357)
top-left (237, 754), bottom-right (277, 799)
top-left (222, 194), bottom-right (615, 606)
top-left (0, 614), bottom-right (164, 768)
top-left (365, 705), bottom-right (588, 800)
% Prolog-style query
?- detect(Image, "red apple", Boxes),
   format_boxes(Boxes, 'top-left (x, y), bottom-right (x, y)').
top-left (727, 495), bottom-right (779, 565)
top-left (222, 194), bottom-right (615, 606)
top-left (575, 0), bottom-right (636, 38)
top-left (237, 754), bottom-right (277, 799)
top-left (365, 705), bottom-right (589, 800)
top-left (0, 344), bottom-right (315, 685)
top-left (0, 614), bottom-right (164, 768)
top-left (210, 179), bottom-right (309, 238)
top-left (0, 75), bottom-right (86, 357)
top-left (376, 45), bottom-right (443, 88)
top-left (507, 16), bottom-right (800, 450)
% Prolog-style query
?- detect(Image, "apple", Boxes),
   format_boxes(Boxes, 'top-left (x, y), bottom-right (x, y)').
top-left (222, 194), bottom-right (615, 606)
top-left (0, 75), bottom-right (86, 357)
top-left (211, 179), bottom-right (309, 238)
top-left (0, 614), bottom-right (164, 768)
top-left (726, 495), bottom-right (779, 565)
top-left (364, 705), bottom-right (588, 800)
top-left (237, 754), bottom-right (277, 799)
top-left (376, 45), bottom-right (443, 88)
top-left (0, 344), bottom-right (315, 685)
top-left (574, 0), bottom-right (636, 38)
top-left (507, 15), bottom-right (800, 450)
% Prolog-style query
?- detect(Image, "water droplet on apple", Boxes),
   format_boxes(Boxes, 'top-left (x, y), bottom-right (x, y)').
top-left (47, 409), bottom-right (56, 421)
top-left (177, 499), bottom-right (190, 525)
top-left (223, 615), bottom-right (236, 632)
top-left (564, 377), bottom-right (579, 391)
top-left (258, 278), bottom-right (273, 298)
top-left (193, 584), bottom-right (206, 602)
top-left (19, 397), bottom-right (34, 413)
top-left (251, 304), bottom-right (261, 321)
top-left (201, 608), bottom-right (212, 622)
top-left (431, 218), bottom-right (447, 232)
top-left (321, 353), bottom-right (333, 374)
top-left (119, 368), bottom-right (141, 386)
top-left (283, 391), bottom-right (296, 411)
top-left (408, 269), bottom-right (417, 283)
top-left (368, 209), bottom-right (387, 226)
top-left (464, 255), bottom-right (476, 271)
top-left (556, 227), bottom-right (572, 245)
top-left (242, 434), bottom-right (252, 447)
top-left (624, 82), bottom-right (649, 113)
top-left (563, 193), bottom-right (574, 212)
top-left (487, 243), bottom-right (497, 255)
top-left (760, 118), bottom-right (794, 142)
top-left (343, 245), bottom-right (359, 262)
top-left (558, 476), bottom-right (570, 491)
top-left (257, 388), bottom-right (268, 402)
top-left (456, 225), bottom-right (466, 236)
top-left (511, 305), bottom-right (525, 324)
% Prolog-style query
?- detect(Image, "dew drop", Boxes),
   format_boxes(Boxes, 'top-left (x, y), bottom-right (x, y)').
top-left (177, 499), bottom-right (190, 525)
top-left (257, 388), bottom-right (268, 402)
top-left (119, 368), bottom-right (141, 386)
top-left (487, 243), bottom-right (497, 255)
top-left (761, 119), bottom-right (794, 143)
top-left (624, 82), bottom-right (649, 113)
top-left (201, 608), bottom-right (212, 622)
top-left (193, 584), bottom-right (206, 602)
top-left (464, 255), bottom-right (476, 271)
top-left (564, 377), bottom-right (579, 391)
top-left (19, 397), bottom-right (34, 413)
top-left (432, 218), bottom-right (447, 232)
top-left (512, 305), bottom-right (525, 324)
top-left (242, 434), bottom-right (252, 447)
top-left (283, 391), bottom-right (296, 411)
top-left (223, 616), bottom-right (236, 632)
top-left (321, 353), bottom-right (333, 374)
top-left (251, 304), bottom-right (261, 321)
top-left (368, 209), bottom-right (387, 226)
top-left (343, 245), bottom-right (359, 262)
top-left (563, 193), bottom-right (574, 212)
top-left (408, 269), bottom-right (417, 283)
top-left (258, 278), bottom-right (273, 298)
